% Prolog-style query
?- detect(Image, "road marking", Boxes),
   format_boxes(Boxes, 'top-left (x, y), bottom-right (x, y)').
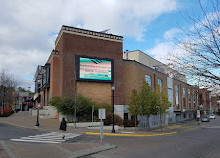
top-left (10, 132), bottom-right (81, 144)
top-left (0, 140), bottom-right (17, 158)
top-left (10, 139), bottom-right (62, 144)
top-left (86, 132), bottom-right (177, 137)
top-left (121, 132), bottom-right (134, 134)
top-left (202, 126), bottom-right (220, 129)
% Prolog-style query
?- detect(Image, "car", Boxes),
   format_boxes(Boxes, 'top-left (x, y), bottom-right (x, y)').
top-left (201, 115), bottom-right (210, 122)
top-left (209, 114), bottom-right (216, 119)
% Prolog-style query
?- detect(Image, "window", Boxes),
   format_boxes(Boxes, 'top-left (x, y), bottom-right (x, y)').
top-left (193, 91), bottom-right (196, 109)
top-left (46, 66), bottom-right (50, 84)
top-left (158, 79), bottom-right (162, 89)
top-left (188, 89), bottom-right (191, 109)
top-left (183, 87), bottom-right (186, 109)
top-left (145, 75), bottom-right (151, 87)
top-left (175, 85), bottom-right (179, 109)
top-left (124, 113), bottom-right (128, 120)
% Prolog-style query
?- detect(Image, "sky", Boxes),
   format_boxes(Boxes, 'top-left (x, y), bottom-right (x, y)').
top-left (0, 0), bottom-right (211, 91)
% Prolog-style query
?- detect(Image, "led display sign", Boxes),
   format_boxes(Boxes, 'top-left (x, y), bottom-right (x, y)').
top-left (76, 56), bottom-right (113, 82)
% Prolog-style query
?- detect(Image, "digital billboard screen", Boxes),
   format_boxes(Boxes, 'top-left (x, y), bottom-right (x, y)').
top-left (76, 56), bottom-right (113, 82)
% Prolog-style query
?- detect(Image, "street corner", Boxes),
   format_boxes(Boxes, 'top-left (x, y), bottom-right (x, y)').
top-left (85, 131), bottom-right (177, 137)
top-left (63, 143), bottom-right (117, 158)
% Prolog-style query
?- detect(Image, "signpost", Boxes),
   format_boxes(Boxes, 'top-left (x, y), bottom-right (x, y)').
top-left (99, 109), bottom-right (106, 143)
top-left (197, 109), bottom-right (200, 125)
top-left (92, 105), bottom-right (94, 132)
top-left (35, 104), bottom-right (40, 127)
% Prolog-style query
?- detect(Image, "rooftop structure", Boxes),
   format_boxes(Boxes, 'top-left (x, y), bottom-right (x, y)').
top-left (123, 50), bottom-right (186, 82)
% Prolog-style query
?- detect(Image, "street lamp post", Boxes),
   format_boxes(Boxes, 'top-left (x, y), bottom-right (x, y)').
top-left (112, 86), bottom-right (115, 133)
top-left (35, 83), bottom-right (40, 127)
top-left (35, 105), bottom-right (40, 126)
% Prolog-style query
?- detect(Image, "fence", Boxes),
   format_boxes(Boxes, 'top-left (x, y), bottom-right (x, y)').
top-left (138, 114), bottom-right (166, 129)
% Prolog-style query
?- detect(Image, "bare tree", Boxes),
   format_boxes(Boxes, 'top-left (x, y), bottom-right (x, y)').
top-left (168, 0), bottom-right (220, 88)
top-left (0, 68), bottom-right (17, 114)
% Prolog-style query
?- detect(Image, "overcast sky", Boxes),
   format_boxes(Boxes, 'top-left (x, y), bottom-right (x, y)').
top-left (0, 0), bottom-right (210, 90)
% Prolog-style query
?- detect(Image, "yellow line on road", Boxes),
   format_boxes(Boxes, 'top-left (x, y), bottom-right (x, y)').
top-left (86, 132), bottom-right (177, 137)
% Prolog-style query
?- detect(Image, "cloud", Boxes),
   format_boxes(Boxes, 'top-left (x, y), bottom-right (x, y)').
top-left (0, 0), bottom-right (177, 90)
top-left (164, 28), bottom-right (181, 40)
top-left (146, 42), bottom-right (176, 63)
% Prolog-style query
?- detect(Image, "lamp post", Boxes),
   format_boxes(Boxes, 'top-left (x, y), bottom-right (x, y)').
top-left (197, 76), bottom-right (201, 125)
top-left (112, 86), bottom-right (115, 133)
top-left (35, 104), bottom-right (40, 126)
top-left (35, 82), bottom-right (40, 127)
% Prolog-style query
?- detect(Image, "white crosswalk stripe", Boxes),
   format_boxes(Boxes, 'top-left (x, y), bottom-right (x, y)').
top-left (10, 132), bottom-right (81, 144)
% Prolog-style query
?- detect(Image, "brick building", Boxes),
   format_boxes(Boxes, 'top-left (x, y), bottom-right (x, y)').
top-left (34, 25), bottom-right (199, 125)
top-left (198, 88), bottom-right (211, 115)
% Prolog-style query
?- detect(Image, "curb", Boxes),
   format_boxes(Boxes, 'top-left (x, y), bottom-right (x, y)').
top-left (86, 132), bottom-right (177, 137)
top-left (67, 144), bottom-right (117, 158)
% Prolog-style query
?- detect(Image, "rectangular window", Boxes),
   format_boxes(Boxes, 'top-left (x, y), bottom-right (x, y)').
top-left (193, 91), bottom-right (196, 109)
top-left (183, 87), bottom-right (186, 109)
top-left (124, 113), bottom-right (128, 121)
top-left (157, 79), bottom-right (162, 89)
top-left (175, 85), bottom-right (179, 109)
top-left (46, 67), bottom-right (50, 84)
top-left (145, 75), bottom-right (151, 87)
top-left (188, 89), bottom-right (191, 109)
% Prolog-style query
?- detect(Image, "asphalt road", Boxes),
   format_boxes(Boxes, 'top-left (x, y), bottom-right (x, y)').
top-left (82, 117), bottom-right (220, 158)
top-left (0, 123), bottom-right (83, 158)
top-left (0, 123), bottom-right (45, 140)
top-left (1, 118), bottom-right (220, 158)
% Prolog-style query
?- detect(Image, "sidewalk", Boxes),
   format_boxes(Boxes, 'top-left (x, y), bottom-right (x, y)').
top-left (0, 111), bottom-right (189, 135)
top-left (0, 111), bottom-right (200, 135)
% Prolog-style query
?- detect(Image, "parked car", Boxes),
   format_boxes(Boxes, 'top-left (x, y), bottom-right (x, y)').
top-left (209, 114), bottom-right (216, 119)
top-left (201, 115), bottom-right (210, 122)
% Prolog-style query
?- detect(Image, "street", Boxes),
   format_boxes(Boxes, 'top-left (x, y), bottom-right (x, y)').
top-left (0, 118), bottom-right (220, 158)
top-left (0, 123), bottom-right (45, 140)
top-left (0, 123), bottom-right (86, 158)
top-left (81, 117), bottom-right (220, 158)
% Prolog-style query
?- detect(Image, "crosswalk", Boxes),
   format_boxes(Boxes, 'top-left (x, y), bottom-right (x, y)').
top-left (10, 132), bottom-right (81, 144)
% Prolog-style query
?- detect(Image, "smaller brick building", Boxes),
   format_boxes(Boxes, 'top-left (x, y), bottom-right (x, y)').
top-left (198, 88), bottom-right (211, 115)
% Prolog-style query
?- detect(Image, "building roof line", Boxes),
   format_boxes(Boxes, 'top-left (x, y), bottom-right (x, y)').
top-left (123, 59), bottom-right (167, 76)
top-left (55, 25), bottom-right (123, 46)
top-left (124, 59), bottom-right (195, 87)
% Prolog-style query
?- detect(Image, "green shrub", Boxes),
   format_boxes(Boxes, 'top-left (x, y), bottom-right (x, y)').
top-left (123, 120), bottom-right (138, 127)
top-left (104, 111), bottom-right (112, 125)
top-left (114, 114), bottom-right (124, 126)
top-left (49, 95), bottom-right (100, 122)
top-left (104, 111), bottom-right (123, 126)
top-left (49, 95), bottom-right (117, 123)
top-left (49, 96), bottom-right (75, 115)
top-left (0, 110), bottom-right (14, 117)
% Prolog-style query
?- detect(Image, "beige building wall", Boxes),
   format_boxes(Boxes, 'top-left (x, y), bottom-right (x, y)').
top-left (124, 50), bottom-right (186, 82)
top-left (121, 60), bottom-right (167, 105)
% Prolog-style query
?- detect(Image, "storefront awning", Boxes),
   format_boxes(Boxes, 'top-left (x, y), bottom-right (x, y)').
top-left (33, 93), bottom-right (39, 100)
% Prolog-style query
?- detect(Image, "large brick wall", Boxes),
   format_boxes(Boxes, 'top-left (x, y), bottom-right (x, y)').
top-left (50, 27), bottom-right (123, 104)
top-left (121, 60), bottom-right (168, 105)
